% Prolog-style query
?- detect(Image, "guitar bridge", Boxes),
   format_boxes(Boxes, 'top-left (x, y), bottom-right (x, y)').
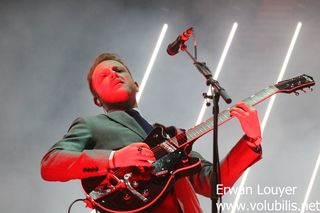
top-left (123, 173), bottom-right (148, 202)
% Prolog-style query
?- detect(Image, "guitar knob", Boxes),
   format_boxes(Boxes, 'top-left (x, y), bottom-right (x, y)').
top-left (181, 157), bottom-right (189, 164)
top-left (142, 189), bottom-right (149, 197)
top-left (123, 193), bottom-right (132, 201)
top-left (132, 181), bottom-right (139, 188)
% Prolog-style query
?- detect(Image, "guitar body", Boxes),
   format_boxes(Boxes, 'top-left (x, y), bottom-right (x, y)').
top-left (81, 126), bottom-right (202, 213)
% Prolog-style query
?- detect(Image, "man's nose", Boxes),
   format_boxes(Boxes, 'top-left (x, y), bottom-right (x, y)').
top-left (110, 68), bottom-right (119, 79)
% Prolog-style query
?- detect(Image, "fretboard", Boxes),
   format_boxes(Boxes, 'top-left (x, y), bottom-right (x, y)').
top-left (169, 85), bottom-right (279, 147)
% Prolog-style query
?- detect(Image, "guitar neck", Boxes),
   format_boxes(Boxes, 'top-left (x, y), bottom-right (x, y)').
top-left (172, 85), bottom-right (279, 147)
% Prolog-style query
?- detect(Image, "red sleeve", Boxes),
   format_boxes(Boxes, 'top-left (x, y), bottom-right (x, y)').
top-left (189, 137), bottom-right (262, 197)
top-left (40, 117), bottom-right (113, 182)
top-left (41, 148), bottom-right (112, 181)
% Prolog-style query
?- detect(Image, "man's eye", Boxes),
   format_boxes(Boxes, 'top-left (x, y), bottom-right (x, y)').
top-left (112, 66), bottom-right (124, 73)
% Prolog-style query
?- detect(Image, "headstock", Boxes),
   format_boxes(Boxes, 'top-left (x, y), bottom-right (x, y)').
top-left (275, 74), bottom-right (315, 95)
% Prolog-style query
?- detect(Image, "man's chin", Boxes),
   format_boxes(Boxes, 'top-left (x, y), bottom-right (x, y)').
top-left (105, 101), bottom-right (135, 112)
top-left (101, 90), bottom-right (129, 102)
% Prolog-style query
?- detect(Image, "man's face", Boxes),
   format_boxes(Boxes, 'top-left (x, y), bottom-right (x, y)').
top-left (91, 60), bottom-right (138, 110)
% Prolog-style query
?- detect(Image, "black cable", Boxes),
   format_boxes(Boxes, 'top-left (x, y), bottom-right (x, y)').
top-left (67, 198), bottom-right (87, 213)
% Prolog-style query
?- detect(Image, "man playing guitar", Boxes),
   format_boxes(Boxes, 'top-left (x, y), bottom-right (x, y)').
top-left (41, 52), bottom-right (262, 212)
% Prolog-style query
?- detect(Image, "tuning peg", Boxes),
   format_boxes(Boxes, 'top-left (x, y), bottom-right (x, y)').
top-left (301, 88), bottom-right (306, 93)
top-left (294, 91), bottom-right (299, 96)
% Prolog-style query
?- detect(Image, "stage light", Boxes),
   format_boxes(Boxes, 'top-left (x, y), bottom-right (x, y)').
top-left (136, 24), bottom-right (168, 103)
top-left (231, 22), bottom-right (302, 213)
top-left (196, 22), bottom-right (238, 125)
top-left (300, 152), bottom-right (320, 213)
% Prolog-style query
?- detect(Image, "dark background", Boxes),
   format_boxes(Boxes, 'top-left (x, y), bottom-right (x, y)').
top-left (1, 0), bottom-right (319, 212)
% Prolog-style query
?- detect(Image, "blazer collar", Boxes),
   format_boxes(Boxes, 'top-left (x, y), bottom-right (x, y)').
top-left (105, 111), bottom-right (148, 139)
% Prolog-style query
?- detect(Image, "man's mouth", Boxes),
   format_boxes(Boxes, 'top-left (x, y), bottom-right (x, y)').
top-left (113, 79), bottom-right (124, 87)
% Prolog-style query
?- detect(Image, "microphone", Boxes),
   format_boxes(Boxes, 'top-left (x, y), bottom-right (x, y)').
top-left (167, 27), bottom-right (193, 56)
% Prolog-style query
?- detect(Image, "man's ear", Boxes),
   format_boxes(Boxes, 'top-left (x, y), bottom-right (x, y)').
top-left (134, 81), bottom-right (139, 92)
top-left (94, 97), bottom-right (103, 107)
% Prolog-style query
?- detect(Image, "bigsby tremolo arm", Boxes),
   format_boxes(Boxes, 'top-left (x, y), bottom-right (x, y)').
top-left (123, 173), bottom-right (148, 202)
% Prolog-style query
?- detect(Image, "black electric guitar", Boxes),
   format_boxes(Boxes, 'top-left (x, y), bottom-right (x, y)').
top-left (81, 74), bottom-right (315, 213)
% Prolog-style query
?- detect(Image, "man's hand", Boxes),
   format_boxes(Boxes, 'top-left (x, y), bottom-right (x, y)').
top-left (112, 142), bottom-right (156, 168)
top-left (230, 102), bottom-right (262, 147)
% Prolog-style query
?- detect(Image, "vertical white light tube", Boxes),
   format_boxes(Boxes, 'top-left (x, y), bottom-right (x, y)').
top-left (136, 24), bottom-right (168, 103)
top-left (300, 152), bottom-right (320, 213)
top-left (231, 22), bottom-right (302, 213)
top-left (261, 22), bottom-right (302, 130)
top-left (195, 22), bottom-right (238, 125)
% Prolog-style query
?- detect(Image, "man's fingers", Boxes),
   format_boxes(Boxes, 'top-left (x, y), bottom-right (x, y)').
top-left (230, 108), bottom-right (249, 118)
top-left (135, 153), bottom-right (156, 162)
top-left (131, 143), bottom-right (154, 157)
top-left (135, 161), bottom-right (153, 167)
top-left (140, 148), bottom-right (155, 157)
top-left (132, 150), bottom-right (156, 161)
top-left (134, 157), bottom-right (156, 167)
top-left (236, 102), bottom-right (252, 112)
top-left (143, 156), bottom-right (156, 162)
top-left (230, 110), bottom-right (246, 119)
top-left (131, 142), bottom-right (151, 150)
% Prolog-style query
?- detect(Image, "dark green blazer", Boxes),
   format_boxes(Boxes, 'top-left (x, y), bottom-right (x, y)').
top-left (41, 111), bottom-right (152, 181)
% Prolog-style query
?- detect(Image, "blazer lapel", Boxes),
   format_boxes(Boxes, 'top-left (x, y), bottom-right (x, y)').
top-left (105, 111), bottom-right (148, 139)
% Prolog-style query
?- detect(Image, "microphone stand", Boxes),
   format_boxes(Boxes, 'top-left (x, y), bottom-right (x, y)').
top-left (182, 46), bottom-right (232, 213)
